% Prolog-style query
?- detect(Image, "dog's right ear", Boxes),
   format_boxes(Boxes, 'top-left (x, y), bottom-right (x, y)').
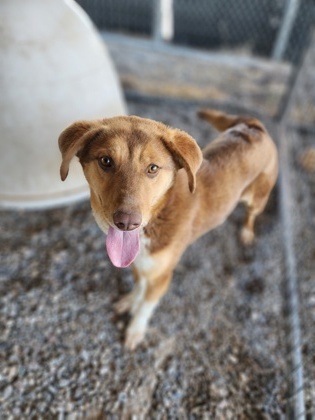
top-left (58, 121), bottom-right (100, 181)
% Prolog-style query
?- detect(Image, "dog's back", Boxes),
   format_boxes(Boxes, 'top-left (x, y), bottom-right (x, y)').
top-left (196, 108), bottom-right (278, 244)
top-left (198, 108), bottom-right (275, 168)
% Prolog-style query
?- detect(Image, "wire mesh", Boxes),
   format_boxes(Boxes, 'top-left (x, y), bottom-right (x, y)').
top-left (173, 0), bottom-right (282, 57)
top-left (76, 0), bottom-right (153, 35)
top-left (281, 39), bottom-right (315, 417)
top-left (76, 0), bottom-right (315, 63)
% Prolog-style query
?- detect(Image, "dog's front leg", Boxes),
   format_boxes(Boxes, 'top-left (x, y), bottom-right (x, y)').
top-left (124, 270), bottom-right (172, 350)
top-left (114, 266), bottom-right (146, 316)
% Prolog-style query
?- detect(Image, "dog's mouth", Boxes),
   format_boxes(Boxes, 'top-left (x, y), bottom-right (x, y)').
top-left (105, 226), bottom-right (140, 268)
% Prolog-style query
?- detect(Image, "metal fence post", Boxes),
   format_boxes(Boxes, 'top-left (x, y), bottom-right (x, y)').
top-left (153, 0), bottom-right (174, 43)
top-left (272, 0), bottom-right (300, 61)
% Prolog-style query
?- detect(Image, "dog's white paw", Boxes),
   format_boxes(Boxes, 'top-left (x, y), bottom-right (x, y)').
top-left (124, 326), bottom-right (145, 351)
top-left (240, 227), bottom-right (255, 246)
top-left (123, 300), bottom-right (158, 350)
top-left (114, 292), bottom-right (135, 315)
top-left (114, 284), bottom-right (145, 315)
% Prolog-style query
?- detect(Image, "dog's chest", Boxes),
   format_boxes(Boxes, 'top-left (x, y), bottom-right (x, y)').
top-left (133, 233), bottom-right (155, 273)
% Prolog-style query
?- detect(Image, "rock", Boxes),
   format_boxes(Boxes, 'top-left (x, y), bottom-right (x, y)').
top-left (300, 148), bottom-right (315, 172)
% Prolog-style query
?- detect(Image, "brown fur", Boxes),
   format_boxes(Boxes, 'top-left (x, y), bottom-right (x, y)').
top-left (58, 109), bottom-right (278, 349)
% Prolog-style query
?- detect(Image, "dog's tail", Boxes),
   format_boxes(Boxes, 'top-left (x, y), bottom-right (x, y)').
top-left (198, 108), bottom-right (265, 133)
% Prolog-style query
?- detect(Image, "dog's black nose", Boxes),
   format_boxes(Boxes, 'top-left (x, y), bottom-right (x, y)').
top-left (113, 211), bottom-right (142, 231)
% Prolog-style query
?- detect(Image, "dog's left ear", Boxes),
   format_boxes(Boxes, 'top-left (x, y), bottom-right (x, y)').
top-left (162, 129), bottom-right (203, 193)
top-left (58, 120), bottom-right (101, 181)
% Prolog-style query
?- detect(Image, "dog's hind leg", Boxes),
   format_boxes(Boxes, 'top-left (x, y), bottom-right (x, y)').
top-left (240, 173), bottom-right (274, 245)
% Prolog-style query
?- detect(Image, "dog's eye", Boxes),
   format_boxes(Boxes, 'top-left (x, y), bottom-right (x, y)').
top-left (147, 164), bottom-right (159, 177)
top-left (99, 156), bottom-right (113, 169)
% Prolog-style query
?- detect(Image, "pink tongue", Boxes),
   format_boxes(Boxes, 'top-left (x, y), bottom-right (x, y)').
top-left (106, 226), bottom-right (140, 268)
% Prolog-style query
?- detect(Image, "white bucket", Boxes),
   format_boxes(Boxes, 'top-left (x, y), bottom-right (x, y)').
top-left (0, 0), bottom-right (127, 209)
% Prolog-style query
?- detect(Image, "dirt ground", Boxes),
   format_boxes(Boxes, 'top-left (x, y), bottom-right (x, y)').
top-left (1, 37), bottom-right (315, 418)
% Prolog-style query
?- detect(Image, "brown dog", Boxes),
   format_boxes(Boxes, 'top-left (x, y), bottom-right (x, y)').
top-left (58, 109), bottom-right (278, 349)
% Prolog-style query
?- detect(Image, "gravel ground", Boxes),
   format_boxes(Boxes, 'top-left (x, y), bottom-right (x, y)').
top-left (1, 26), bottom-right (314, 420)
top-left (0, 99), bottom-right (297, 418)
top-left (2, 30), bottom-right (315, 414)
top-left (2, 34), bottom-right (315, 418)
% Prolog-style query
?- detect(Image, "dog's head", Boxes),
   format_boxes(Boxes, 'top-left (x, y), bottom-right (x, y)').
top-left (58, 116), bottom-right (202, 267)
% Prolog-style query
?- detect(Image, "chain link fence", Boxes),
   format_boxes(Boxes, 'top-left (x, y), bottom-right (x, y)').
top-left (76, 0), bottom-right (315, 63)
